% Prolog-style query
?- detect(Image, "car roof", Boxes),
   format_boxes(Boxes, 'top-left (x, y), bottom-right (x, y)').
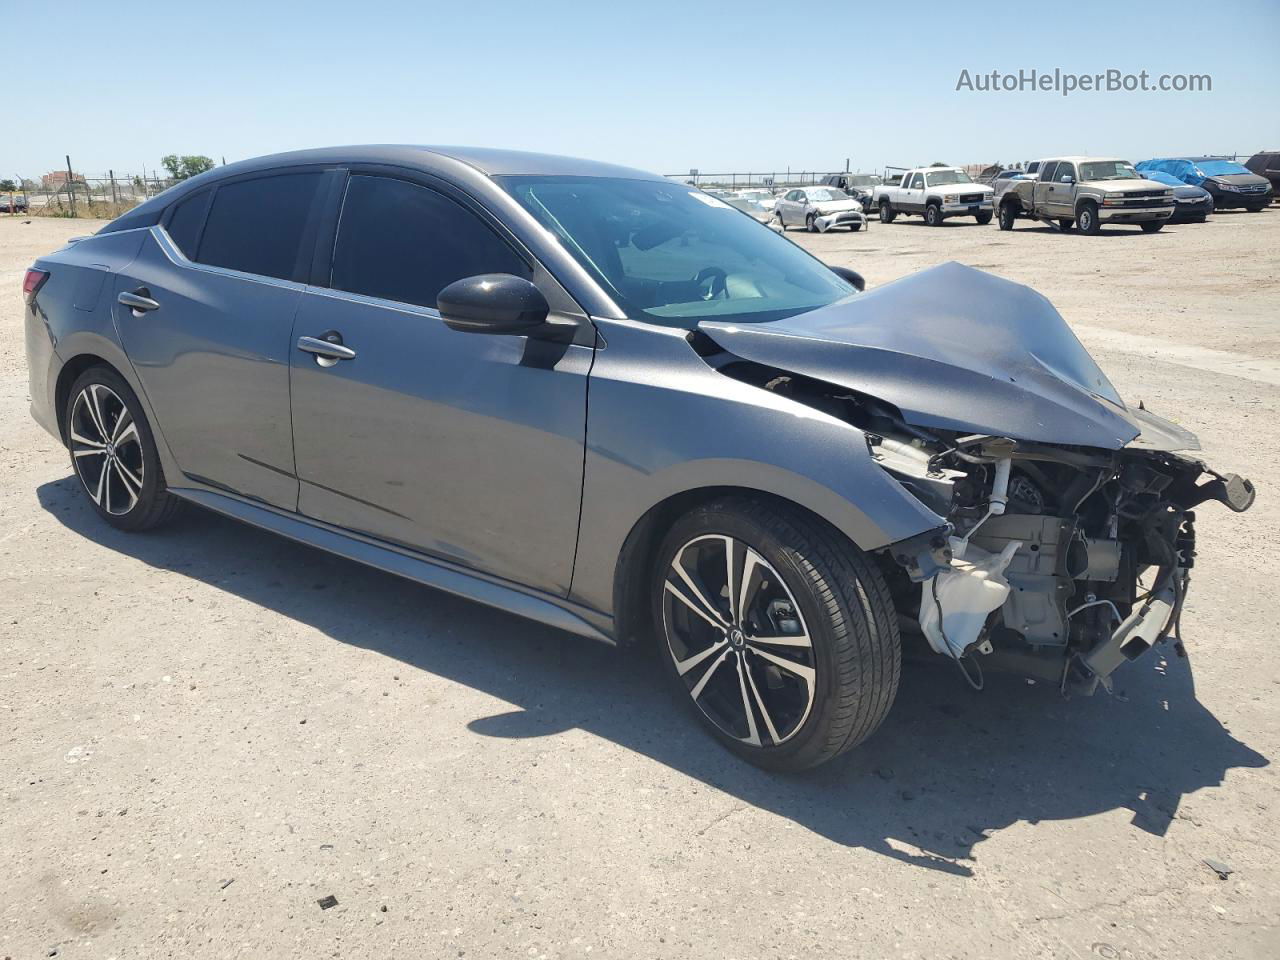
top-left (209, 144), bottom-right (664, 180)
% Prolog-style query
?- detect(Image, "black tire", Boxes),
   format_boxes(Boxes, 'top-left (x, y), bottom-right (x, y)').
top-left (64, 366), bottom-right (182, 532)
top-left (998, 202), bottom-right (1017, 231)
top-left (805, 213), bottom-right (818, 233)
top-left (925, 203), bottom-right (942, 227)
top-left (1140, 220), bottom-right (1164, 233)
top-left (1194, 214), bottom-right (1208, 223)
top-left (1057, 218), bottom-right (1073, 231)
top-left (774, 211), bottom-right (787, 232)
top-left (652, 496), bottom-right (900, 772)
top-left (975, 211), bottom-right (993, 225)
top-left (1077, 202), bottom-right (1101, 235)
top-left (879, 199), bottom-right (896, 223)
top-left (849, 222), bottom-right (861, 232)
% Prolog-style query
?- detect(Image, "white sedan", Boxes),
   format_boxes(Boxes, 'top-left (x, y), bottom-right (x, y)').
top-left (773, 186), bottom-right (868, 232)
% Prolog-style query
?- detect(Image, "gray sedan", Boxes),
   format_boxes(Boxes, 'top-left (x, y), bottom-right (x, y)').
top-left (23, 146), bottom-right (1253, 770)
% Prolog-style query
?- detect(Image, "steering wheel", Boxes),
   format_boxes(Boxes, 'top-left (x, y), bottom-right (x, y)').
top-left (694, 267), bottom-right (729, 300)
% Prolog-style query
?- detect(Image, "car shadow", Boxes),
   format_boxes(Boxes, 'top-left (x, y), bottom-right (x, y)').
top-left (37, 477), bottom-right (1268, 877)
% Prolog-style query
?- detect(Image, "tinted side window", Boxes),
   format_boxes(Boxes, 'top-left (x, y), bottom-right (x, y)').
top-left (196, 173), bottom-right (322, 281)
top-left (1057, 162), bottom-right (1076, 181)
top-left (1040, 162), bottom-right (1060, 183)
top-left (165, 190), bottom-right (211, 259)
top-left (908, 173), bottom-right (923, 189)
top-left (330, 176), bottom-right (529, 308)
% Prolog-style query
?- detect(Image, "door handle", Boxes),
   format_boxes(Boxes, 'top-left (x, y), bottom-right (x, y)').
top-left (118, 288), bottom-right (160, 315)
top-left (297, 335), bottom-right (356, 366)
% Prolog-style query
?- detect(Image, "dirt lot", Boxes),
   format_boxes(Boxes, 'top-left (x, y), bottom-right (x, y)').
top-left (2, 211), bottom-right (1278, 959)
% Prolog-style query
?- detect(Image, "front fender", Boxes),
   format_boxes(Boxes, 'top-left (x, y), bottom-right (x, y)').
top-left (570, 318), bottom-right (946, 615)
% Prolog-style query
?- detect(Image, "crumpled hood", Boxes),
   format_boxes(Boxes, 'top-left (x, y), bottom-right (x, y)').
top-left (698, 261), bottom-right (1198, 451)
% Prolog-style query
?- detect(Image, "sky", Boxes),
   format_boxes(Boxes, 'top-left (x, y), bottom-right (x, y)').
top-left (4, 0), bottom-right (1279, 180)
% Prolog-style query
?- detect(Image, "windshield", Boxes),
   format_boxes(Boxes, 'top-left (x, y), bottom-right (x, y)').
top-left (848, 175), bottom-right (881, 187)
top-left (500, 176), bottom-right (854, 327)
top-left (806, 188), bottom-right (848, 202)
top-left (1079, 161), bottom-right (1139, 181)
top-left (1141, 171), bottom-right (1180, 186)
top-left (924, 169), bottom-right (972, 186)
top-left (737, 190), bottom-right (772, 201)
top-left (1197, 160), bottom-right (1250, 177)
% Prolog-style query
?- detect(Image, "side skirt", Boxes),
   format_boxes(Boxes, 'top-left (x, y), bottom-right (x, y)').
top-left (169, 486), bottom-right (617, 645)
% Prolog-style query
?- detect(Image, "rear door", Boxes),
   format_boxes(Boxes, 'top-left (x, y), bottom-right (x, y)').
top-left (288, 170), bottom-right (592, 595)
top-left (113, 169), bottom-right (331, 509)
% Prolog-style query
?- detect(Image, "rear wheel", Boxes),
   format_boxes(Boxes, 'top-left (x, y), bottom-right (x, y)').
top-left (925, 203), bottom-right (942, 226)
top-left (1140, 220), bottom-right (1164, 233)
top-left (1077, 202), bottom-right (1101, 235)
top-left (64, 366), bottom-right (181, 531)
top-left (879, 199), bottom-right (896, 223)
top-left (653, 497), bottom-right (900, 771)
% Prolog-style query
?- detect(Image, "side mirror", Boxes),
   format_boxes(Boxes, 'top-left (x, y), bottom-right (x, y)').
top-left (438, 274), bottom-right (549, 335)
top-left (829, 265), bottom-right (865, 292)
top-left (1059, 174), bottom-right (1074, 184)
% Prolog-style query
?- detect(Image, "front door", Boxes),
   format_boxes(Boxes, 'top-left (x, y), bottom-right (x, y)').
top-left (901, 172), bottom-right (925, 211)
top-left (288, 172), bottom-right (591, 596)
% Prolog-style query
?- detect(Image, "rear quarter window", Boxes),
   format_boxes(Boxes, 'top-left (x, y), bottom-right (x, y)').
top-left (195, 173), bottom-right (322, 281)
top-left (164, 190), bottom-right (212, 260)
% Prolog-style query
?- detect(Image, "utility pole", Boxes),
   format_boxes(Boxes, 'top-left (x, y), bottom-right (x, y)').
top-left (65, 155), bottom-right (77, 217)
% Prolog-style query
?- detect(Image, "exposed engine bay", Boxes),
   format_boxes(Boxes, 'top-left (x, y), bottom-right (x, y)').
top-left (711, 354), bottom-right (1256, 695)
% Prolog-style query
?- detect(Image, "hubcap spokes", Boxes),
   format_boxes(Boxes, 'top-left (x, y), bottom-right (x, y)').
top-left (70, 384), bottom-right (143, 516)
top-left (663, 534), bottom-right (815, 747)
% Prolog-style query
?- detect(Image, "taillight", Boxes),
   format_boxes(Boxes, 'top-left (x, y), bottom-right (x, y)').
top-left (23, 268), bottom-right (49, 305)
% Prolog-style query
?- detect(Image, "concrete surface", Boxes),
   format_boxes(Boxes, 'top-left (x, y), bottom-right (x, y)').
top-left (1, 211), bottom-right (1277, 959)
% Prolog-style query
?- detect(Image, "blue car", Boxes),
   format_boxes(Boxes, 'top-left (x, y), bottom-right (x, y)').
top-left (1138, 170), bottom-right (1214, 223)
top-left (1136, 157), bottom-right (1271, 211)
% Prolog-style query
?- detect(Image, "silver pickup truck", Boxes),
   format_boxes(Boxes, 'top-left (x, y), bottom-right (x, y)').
top-left (995, 157), bottom-right (1175, 235)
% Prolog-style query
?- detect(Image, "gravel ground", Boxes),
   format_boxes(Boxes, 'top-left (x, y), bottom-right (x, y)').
top-left (1, 210), bottom-right (1277, 959)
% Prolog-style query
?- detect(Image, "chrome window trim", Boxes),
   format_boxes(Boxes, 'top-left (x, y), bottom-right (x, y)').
top-left (150, 225), bottom-right (308, 292)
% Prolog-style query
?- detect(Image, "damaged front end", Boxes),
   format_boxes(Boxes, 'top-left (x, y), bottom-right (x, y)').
top-left (877, 430), bottom-right (1255, 694)
top-left (694, 261), bottom-right (1256, 695)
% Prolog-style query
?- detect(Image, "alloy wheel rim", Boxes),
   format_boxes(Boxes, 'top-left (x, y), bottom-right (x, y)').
top-left (70, 383), bottom-right (144, 516)
top-left (662, 534), bottom-right (816, 747)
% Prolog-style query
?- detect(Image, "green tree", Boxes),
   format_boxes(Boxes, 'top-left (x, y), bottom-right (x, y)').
top-left (160, 155), bottom-right (216, 181)
top-left (0, 179), bottom-right (16, 192)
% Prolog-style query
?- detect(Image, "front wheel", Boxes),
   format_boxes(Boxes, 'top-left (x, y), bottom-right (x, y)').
top-left (774, 211), bottom-right (787, 232)
top-left (653, 497), bottom-right (901, 771)
top-left (849, 222), bottom-right (862, 232)
top-left (1140, 220), bottom-right (1164, 233)
top-left (1077, 203), bottom-right (1101, 235)
top-left (998, 202), bottom-right (1017, 231)
top-left (805, 213), bottom-right (818, 233)
top-left (975, 211), bottom-right (993, 225)
top-left (924, 203), bottom-right (942, 226)
top-left (64, 366), bottom-right (182, 531)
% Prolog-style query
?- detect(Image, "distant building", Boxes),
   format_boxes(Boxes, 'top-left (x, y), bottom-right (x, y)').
top-left (42, 170), bottom-right (85, 189)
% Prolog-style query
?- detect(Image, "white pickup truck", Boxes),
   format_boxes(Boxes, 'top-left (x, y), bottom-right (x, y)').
top-left (873, 166), bottom-right (994, 226)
